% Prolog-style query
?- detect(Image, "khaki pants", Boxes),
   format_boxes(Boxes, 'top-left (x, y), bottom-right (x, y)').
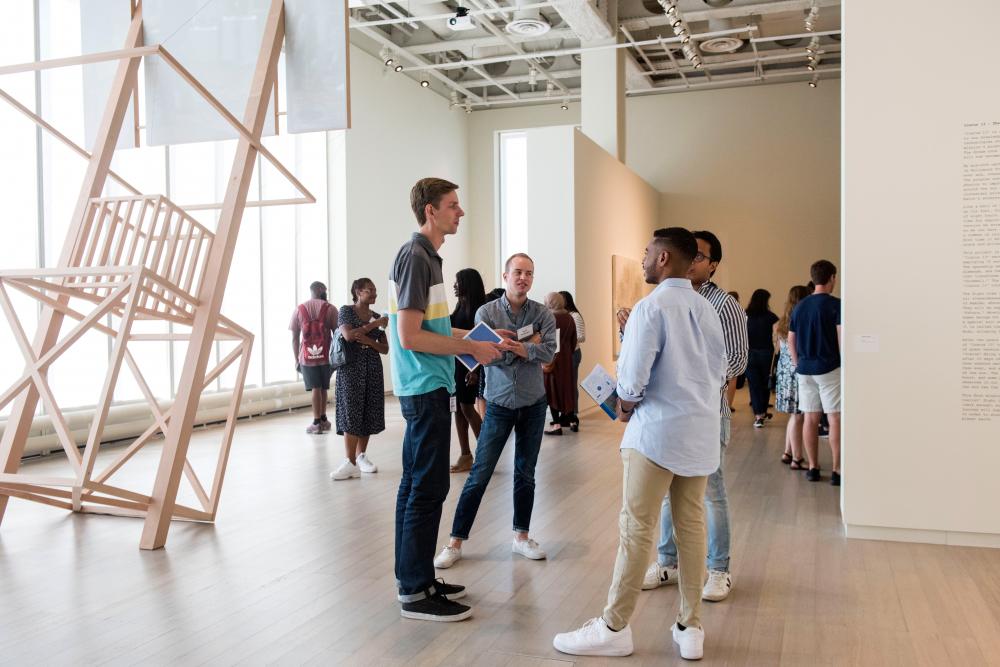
top-left (603, 448), bottom-right (709, 631)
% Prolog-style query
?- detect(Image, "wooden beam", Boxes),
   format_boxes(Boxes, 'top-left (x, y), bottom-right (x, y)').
top-left (140, 0), bottom-right (285, 550)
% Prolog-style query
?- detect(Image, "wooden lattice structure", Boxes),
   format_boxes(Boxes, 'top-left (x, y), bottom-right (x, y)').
top-left (0, 0), bottom-right (317, 549)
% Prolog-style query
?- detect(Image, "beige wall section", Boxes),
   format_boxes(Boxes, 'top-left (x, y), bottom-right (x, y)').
top-left (465, 103), bottom-right (581, 286)
top-left (332, 47), bottom-right (470, 389)
top-left (627, 82), bottom-right (840, 307)
top-left (842, 0), bottom-right (1000, 543)
top-left (574, 130), bottom-right (661, 382)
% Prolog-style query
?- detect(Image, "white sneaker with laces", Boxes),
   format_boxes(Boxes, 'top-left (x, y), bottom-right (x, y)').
top-left (329, 459), bottom-right (360, 481)
top-left (433, 545), bottom-right (462, 569)
top-left (356, 453), bottom-right (378, 473)
top-left (642, 562), bottom-right (679, 590)
top-left (512, 537), bottom-right (546, 560)
top-left (553, 617), bottom-right (633, 657)
top-left (672, 623), bottom-right (705, 660)
top-left (702, 569), bottom-right (732, 601)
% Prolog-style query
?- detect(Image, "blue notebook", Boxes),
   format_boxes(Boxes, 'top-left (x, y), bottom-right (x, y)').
top-left (457, 321), bottom-right (503, 372)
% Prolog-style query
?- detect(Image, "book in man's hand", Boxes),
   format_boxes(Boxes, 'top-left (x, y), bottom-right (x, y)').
top-left (581, 364), bottom-right (619, 420)
top-left (457, 321), bottom-right (503, 372)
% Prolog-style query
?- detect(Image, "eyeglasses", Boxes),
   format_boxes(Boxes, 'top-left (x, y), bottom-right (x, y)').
top-left (694, 252), bottom-right (712, 263)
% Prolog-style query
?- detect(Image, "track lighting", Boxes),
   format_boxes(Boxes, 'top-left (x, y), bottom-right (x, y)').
top-left (380, 47), bottom-right (394, 68)
top-left (465, 99), bottom-right (472, 114)
top-left (394, 64), bottom-right (404, 72)
top-left (449, 91), bottom-right (459, 110)
top-left (545, 81), bottom-right (555, 97)
top-left (804, 4), bottom-right (819, 31)
top-left (670, 16), bottom-right (683, 29)
top-left (528, 67), bottom-right (538, 88)
top-left (420, 80), bottom-right (430, 87)
top-left (560, 101), bottom-right (568, 111)
top-left (808, 73), bottom-right (819, 88)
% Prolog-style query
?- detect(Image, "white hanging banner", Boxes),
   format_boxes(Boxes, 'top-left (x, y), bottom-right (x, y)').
top-left (143, 0), bottom-right (276, 146)
top-left (284, 0), bottom-right (352, 133)
top-left (80, 0), bottom-right (135, 150)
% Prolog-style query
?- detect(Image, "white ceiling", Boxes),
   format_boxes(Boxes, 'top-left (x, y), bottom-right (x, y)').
top-left (348, 0), bottom-right (841, 110)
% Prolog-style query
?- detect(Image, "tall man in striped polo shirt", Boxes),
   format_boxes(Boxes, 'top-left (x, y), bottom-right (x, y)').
top-left (388, 178), bottom-right (503, 622)
top-left (642, 230), bottom-right (749, 602)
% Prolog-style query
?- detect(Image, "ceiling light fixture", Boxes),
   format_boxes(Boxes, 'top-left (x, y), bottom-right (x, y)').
top-left (545, 81), bottom-right (555, 98)
top-left (528, 67), bottom-right (538, 88)
top-left (465, 99), bottom-right (473, 114)
top-left (420, 80), bottom-right (430, 88)
top-left (394, 64), bottom-right (404, 72)
top-left (560, 100), bottom-right (568, 111)
top-left (809, 73), bottom-right (819, 88)
top-left (380, 47), bottom-right (394, 68)
top-left (449, 91), bottom-right (459, 110)
top-left (804, 4), bottom-right (819, 31)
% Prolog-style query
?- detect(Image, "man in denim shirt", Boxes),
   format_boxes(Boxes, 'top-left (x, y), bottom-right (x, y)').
top-left (433, 253), bottom-right (557, 569)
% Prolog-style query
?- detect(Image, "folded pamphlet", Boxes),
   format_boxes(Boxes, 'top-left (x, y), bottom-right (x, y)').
top-left (580, 364), bottom-right (619, 420)
top-left (457, 321), bottom-right (503, 372)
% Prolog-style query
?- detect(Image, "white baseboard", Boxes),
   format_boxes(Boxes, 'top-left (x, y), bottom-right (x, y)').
top-left (845, 524), bottom-right (1000, 549)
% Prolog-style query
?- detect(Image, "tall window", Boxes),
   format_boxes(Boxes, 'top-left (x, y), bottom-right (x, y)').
top-left (498, 131), bottom-right (528, 271)
top-left (0, 7), bottom-right (337, 413)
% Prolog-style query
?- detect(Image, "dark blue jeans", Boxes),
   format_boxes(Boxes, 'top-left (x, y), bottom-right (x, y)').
top-left (451, 400), bottom-right (548, 540)
top-left (746, 348), bottom-right (773, 416)
top-left (395, 388), bottom-right (452, 599)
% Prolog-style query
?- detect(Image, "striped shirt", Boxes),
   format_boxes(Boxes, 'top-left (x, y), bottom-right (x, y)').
top-left (569, 311), bottom-right (586, 348)
top-left (698, 281), bottom-right (749, 418)
top-left (387, 232), bottom-right (456, 396)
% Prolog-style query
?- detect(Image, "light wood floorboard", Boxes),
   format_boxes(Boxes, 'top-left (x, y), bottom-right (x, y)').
top-left (1, 388), bottom-right (999, 665)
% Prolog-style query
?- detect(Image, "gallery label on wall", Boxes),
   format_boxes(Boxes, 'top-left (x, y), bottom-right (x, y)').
top-left (961, 120), bottom-right (1000, 422)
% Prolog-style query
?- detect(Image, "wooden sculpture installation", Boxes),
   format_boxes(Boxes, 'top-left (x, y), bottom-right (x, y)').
top-left (0, 0), bottom-right (343, 549)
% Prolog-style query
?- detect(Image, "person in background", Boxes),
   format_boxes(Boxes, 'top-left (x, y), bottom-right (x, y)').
top-left (775, 285), bottom-right (810, 469)
top-left (789, 260), bottom-right (842, 485)
top-left (331, 278), bottom-right (388, 480)
top-left (744, 289), bottom-right (779, 428)
top-left (560, 290), bottom-right (585, 432)
top-left (450, 268), bottom-right (487, 473)
top-left (290, 281), bottom-right (338, 434)
top-left (543, 292), bottom-right (577, 436)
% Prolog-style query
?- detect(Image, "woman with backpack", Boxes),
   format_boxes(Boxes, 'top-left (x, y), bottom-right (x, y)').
top-left (330, 278), bottom-right (388, 481)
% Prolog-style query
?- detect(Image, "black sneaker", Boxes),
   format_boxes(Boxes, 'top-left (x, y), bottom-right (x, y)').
top-left (753, 417), bottom-right (764, 428)
top-left (805, 468), bottom-right (821, 482)
top-left (397, 579), bottom-right (466, 602)
top-left (401, 589), bottom-right (472, 622)
top-left (830, 472), bottom-right (841, 487)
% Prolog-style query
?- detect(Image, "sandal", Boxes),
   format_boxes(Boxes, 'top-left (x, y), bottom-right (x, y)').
top-left (781, 453), bottom-right (793, 465)
top-left (789, 458), bottom-right (806, 470)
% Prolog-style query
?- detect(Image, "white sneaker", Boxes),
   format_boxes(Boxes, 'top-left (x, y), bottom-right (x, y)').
top-left (672, 623), bottom-right (705, 660)
top-left (329, 459), bottom-right (360, 481)
top-left (642, 562), bottom-right (679, 590)
top-left (512, 537), bottom-right (546, 560)
top-left (702, 570), bottom-right (732, 602)
top-left (356, 453), bottom-right (378, 473)
top-left (553, 617), bottom-right (633, 656)
top-left (433, 545), bottom-right (462, 569)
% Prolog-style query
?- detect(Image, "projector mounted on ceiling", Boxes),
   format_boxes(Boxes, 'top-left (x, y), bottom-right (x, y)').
top-left (448, 7), bottom-right (476, 31)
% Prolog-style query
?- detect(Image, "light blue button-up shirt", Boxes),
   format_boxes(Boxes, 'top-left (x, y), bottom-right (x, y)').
top-left (616, 278), bottom-right (728, 477)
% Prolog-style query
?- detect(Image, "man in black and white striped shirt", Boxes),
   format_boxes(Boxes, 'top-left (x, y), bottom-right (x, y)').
top-left (642, 230), bottom-right (749, 603)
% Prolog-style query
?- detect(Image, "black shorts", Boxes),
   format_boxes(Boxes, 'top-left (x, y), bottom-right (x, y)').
top-left (301, 364), bottom-right (333, 391)
top-left (454, 366), bottom-right (477, 405)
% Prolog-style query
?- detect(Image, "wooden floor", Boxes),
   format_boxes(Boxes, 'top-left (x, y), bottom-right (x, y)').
top-left (2, 389), bottom-right (1000, 666)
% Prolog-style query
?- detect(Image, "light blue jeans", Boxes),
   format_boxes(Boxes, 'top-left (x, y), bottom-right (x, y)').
top-left (657, 416), bottom-right (731, 572)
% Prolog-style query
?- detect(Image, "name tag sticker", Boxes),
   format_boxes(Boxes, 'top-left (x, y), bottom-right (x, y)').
top-left (449, 396), bottom-right (457, 413)
top-left (517, 325), bottom-right (534, 341)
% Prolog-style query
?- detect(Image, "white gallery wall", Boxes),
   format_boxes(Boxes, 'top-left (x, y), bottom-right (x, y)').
top-left (843, 0), bottom-right (1000, 545)
top-left (628, 82), bottom-right (841, 305)
top-left (333, 47), bottom-right (470, 389)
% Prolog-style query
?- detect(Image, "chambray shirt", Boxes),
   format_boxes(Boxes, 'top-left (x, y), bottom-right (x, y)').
top-left (617, 278), bottom-right (728, 476)
top-left (475, 295), bottom-right (557, 409)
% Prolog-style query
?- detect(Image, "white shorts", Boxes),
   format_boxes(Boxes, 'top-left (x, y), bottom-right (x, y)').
top-left (797, 369), bottom-right (841, 413)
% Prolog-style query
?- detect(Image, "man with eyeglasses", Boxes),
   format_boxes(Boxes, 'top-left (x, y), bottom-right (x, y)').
top-left (628, 230), bottom-right (748, 603)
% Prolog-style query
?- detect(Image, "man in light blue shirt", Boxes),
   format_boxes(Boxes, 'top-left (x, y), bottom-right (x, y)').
top-left (554, 228), bottom-right (727, 662)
